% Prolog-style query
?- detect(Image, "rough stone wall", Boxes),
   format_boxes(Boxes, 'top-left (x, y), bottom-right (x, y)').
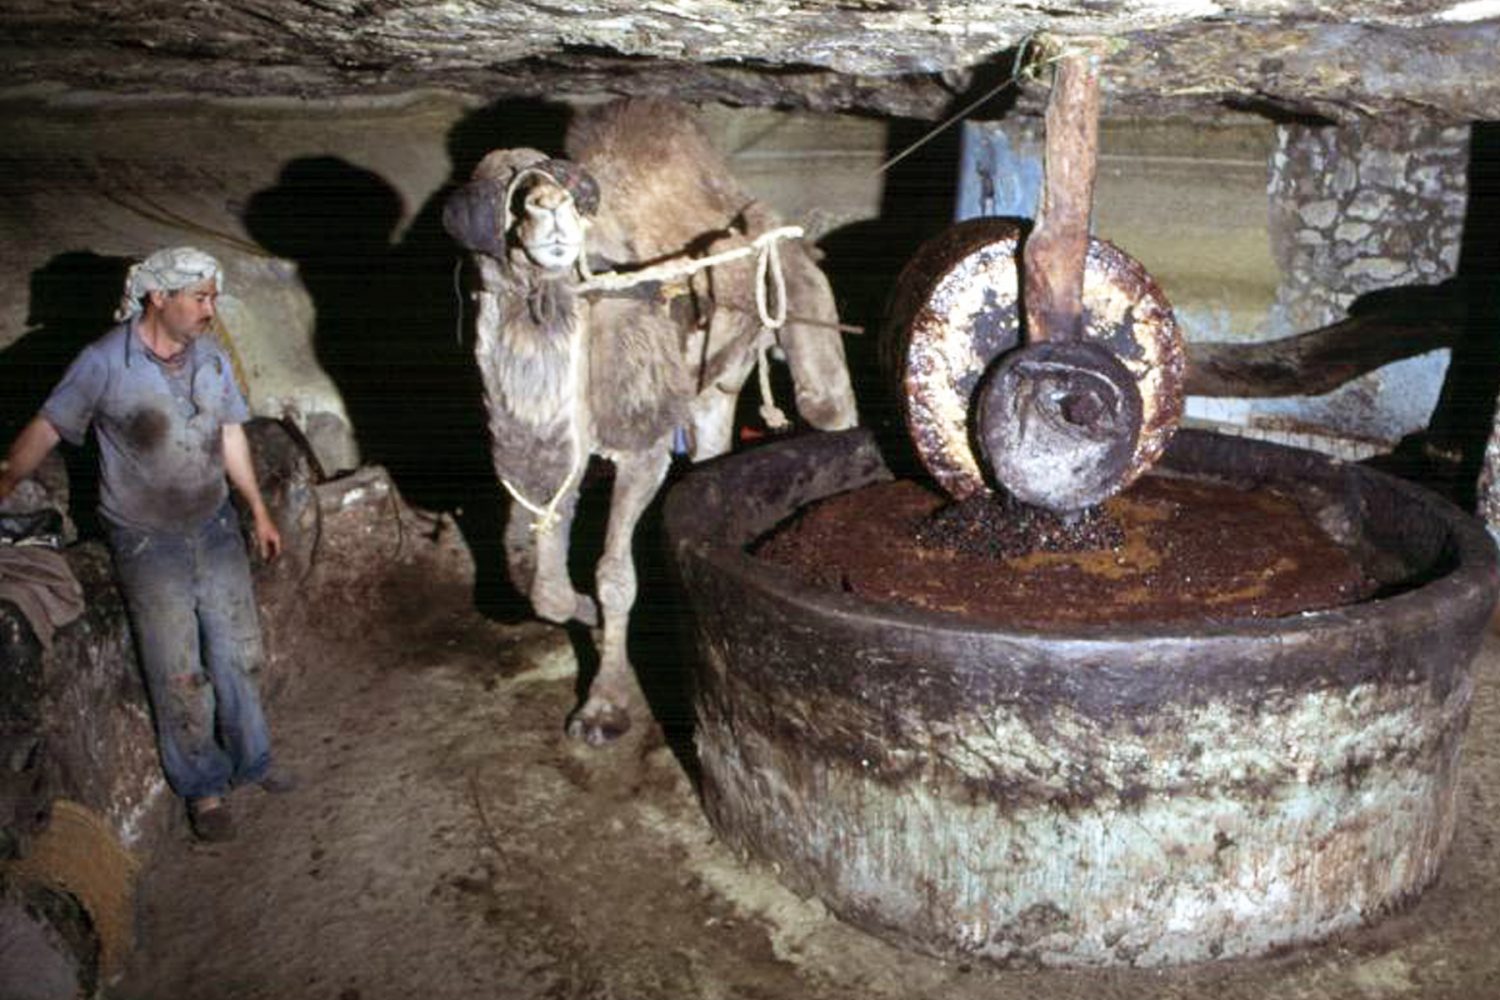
top-left (0, 93), bottom-right (469, 478)
top-left (8, 2), bottom-right (1500, 123)
top-left (0, 421), bottom-right (479, 988)
top-left (1481, 434), bottom-right (1500, 533)
top-left (1267, 120), bottom-right (1468, 334)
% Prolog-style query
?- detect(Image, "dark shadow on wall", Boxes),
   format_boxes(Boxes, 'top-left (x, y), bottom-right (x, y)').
top-left (1, 252), bottom-right (131, 539)
top-left (1429, 122), bottom-right (1500, 508)
top-left (817, 59), bottom-right (1020, 484)
top-left (240, 100), bottom-right (578, 622)
top-left (1371, 124), bottom-right (1500, 507)
top-left (816, 115), bottom-right (963, 484)
top-left (240, 156), bottom-right (515, 613)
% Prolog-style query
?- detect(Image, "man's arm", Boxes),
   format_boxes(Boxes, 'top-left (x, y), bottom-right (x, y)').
top-left (0, 416), bottom-right (62, 503)
top-left (222, 423), bottom-right (282, 561)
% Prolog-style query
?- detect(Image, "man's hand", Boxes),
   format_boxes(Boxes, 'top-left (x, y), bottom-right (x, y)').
top-left (222, 423), bottom-right (284, 562)
top-left (0, 417), bottom-right (62, 504)
top-left (252, 508), bottom-right (283, 562)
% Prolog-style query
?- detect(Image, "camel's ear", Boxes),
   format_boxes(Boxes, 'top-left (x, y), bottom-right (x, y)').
top-left (446, 147), bottom-right (553, 257)
top-left (442, 177), bottom-right (509, 258)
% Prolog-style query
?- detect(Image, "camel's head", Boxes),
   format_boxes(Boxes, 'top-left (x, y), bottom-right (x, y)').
top-left (443, 149), bottom-right (600, 277)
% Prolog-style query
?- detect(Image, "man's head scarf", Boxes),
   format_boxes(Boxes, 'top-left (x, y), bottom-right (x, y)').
top-left (114, 246), bottom-right (223, 321)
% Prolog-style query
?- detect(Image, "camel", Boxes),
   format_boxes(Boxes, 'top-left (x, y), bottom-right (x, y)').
top-left (442, 98), bottom-right (857, 744)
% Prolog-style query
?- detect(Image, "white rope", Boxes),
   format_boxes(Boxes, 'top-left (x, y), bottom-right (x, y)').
top-left (492, 223), bottom-right (803, 522)
top-left (577, 223), bottom-right (803, 433)
top-left (869, 33), bottom-right (1120, 178)
top-left (501, 466), bottom-right (580, 535)
top-left (753, 228), bottom-right (788, 329)
top-left (755, 338), bottom-right (789, 430)
top-left (575, 225), bottom-right (803, 294)
top-left (752, 230), bottom-right (791, 430)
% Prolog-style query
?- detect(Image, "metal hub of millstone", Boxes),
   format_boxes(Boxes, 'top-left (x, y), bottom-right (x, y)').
top-left (978, 338), bottom-right (1145, 510)
top-left (884, 217), bottom-right (1186, 508)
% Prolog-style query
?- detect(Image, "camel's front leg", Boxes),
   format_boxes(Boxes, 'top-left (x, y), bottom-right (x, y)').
top-left (688, 382), bottom-right (745, 462)
top-left (566, 444), bottom-right (672, 745)
top-left (508, 489), bottom-right (599, 627)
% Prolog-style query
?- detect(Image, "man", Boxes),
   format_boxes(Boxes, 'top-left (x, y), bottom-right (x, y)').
top-left (0, 246), bottom-right (292, 842)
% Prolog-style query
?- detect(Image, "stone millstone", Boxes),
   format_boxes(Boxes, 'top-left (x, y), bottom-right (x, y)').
top-left (883, 217), bottom-right (1186, 504)
top-left (977, 338), bottom-right (1145, 511)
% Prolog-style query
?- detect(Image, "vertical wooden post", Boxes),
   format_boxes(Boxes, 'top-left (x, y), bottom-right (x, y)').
top-left (1022, 42), bottom-right (1103, 344)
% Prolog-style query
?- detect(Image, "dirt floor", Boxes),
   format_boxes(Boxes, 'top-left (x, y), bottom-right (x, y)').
top-left (109, 574), bottom-right (1500, 1000)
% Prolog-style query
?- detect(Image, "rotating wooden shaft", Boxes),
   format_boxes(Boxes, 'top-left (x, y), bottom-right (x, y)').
top-left (1022, 43), bottom-right (1101, 345)
top-left (980, 42), bottom-right (1148, 513)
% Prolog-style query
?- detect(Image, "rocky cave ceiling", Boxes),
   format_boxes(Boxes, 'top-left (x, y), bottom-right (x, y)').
top-left (2, 1), bottom-right (1499, 123)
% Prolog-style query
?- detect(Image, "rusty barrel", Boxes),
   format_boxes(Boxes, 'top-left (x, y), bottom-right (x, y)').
top-left (663, 427), bottom-right (1499, 966)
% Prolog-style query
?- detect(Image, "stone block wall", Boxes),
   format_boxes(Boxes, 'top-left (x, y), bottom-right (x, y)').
top-left (1268, 120), bottom-right (1469, 334)
top-left (1184, 120), bottom-right (1472, 461)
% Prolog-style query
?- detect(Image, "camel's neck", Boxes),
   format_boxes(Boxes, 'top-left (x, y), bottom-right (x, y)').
top-left (476, 257), bottom-right (581, 353)
top-left (475, 261), bottom-right (586, 430)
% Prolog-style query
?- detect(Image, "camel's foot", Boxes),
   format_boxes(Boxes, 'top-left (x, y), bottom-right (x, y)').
top-left (566, 694), bottom-right (633, 746)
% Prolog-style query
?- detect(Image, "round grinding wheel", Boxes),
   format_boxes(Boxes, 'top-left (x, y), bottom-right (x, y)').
top-left (884, 217), bottom-right (1186, 506)
top-left (979, 338), bottom-right (1144, 510)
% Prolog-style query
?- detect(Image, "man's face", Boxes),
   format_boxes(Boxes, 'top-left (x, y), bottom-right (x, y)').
top-left (150, 277), bottom-right (218, 344)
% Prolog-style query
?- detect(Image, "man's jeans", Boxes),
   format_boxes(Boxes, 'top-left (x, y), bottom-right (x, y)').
top-left (107, 501), bottom-right (272, 800)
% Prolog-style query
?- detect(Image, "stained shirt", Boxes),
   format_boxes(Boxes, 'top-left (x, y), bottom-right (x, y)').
top-left (40, 320), bottom-right (250, 533)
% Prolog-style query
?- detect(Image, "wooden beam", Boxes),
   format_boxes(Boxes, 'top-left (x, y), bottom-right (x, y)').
top-left (1184, 307), bottom-right (1463, 399)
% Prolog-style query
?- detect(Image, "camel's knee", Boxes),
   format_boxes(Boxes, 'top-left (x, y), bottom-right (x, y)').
top-left (595, 554), bottom-right (638, 617)
top-left (530, 585), bottom-right (574, 624)
top-left (527, 558), bottom-right (576, 621)
top-left (691, 388), bottom-right (739, 461)
top-left (794, 382), bottom-right (858, 431)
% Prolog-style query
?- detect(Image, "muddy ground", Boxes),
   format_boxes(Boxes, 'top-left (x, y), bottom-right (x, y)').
top-left (109, 523), bottom-right (1500, 1000)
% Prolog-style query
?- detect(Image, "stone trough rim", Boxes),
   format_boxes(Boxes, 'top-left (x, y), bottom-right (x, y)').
top-left (666, 426), bottom-right (1500, 696)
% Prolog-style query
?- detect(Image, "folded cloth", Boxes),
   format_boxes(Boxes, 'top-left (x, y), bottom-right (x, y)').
top-left (0, 546), bottom-right (85, 652)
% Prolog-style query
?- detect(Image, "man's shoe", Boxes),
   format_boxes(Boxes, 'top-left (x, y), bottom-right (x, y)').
top-left (189, 798), bottom-right (235, 842)
top-left (256, 764), bottom-right (298, 794)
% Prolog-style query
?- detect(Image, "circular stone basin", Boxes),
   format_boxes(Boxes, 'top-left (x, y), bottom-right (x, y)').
top-left (663, 427), bottom-right (1500, 967)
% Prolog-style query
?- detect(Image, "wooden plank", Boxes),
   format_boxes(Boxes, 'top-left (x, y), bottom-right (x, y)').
top-left (1184, 305), bottom-right (1463, 398)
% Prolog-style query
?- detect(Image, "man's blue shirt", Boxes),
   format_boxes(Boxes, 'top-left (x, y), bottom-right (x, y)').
top-left (41, 319), bottom-right (250, 532)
